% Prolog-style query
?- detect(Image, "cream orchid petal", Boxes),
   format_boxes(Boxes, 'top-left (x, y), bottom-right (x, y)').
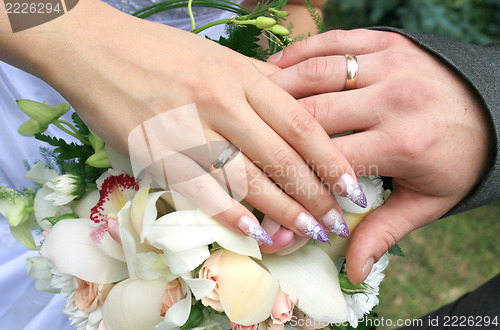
top-left (180, 275), bottom-right (216, 300)
top-left (218, 251), bottom-right (279, 326)
top-left (40, 219), bottom-right (128, 283)
top-left (146, 210), bottom-right (214, 252)
top-left (91, 226), bottom-right (126, 262)
top-left (197, 211), bottom-right (261, 259)
top-left (24, 162), bottom-right (59, 185)
top-left (139, 191), bottom-right (166, 242)
top-left (335, 176), bottom-right (382, 214)
top-left (162, 245), bottom-right (210, 275)
top-left (102, 278), bottom-right (168, 330)
top-left (155, 280), bottom-right (191, 330)
top-left (104, 144), bottom-right (134, 176)
top-left (119, 201), bottom-right (151, 279)
top-left (34, 186), bottom-right (72, 224)
top-left (261, 245), bottom-right (349, 324)
top-left (135, 252), bottom-right (174, 281)
top-left (72, 189), bottom-right (100, 219)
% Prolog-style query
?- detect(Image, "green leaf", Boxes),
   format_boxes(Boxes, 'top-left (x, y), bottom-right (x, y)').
top-left (388, 243), bottom-right (404, 257)
top-left (71, 112), bottom-right (90, 136)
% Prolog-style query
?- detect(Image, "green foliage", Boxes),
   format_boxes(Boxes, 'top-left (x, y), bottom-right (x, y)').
top-left (387, 243), bottom-right (404, 257)
top-left (33, 113), bottom-right (107, 183)
top-left (323, 0), bottom-right (500, 44)
top-left (217, 25), bottom-right (271, 60)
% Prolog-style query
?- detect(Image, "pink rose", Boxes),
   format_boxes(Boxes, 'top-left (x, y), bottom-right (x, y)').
top-left (230, 321), bottom-right (258, 330)
top-left (160, 279), bottom-right (185, 316)
top-left (74, 278), bottom-right (113, 313)
top-left (198, 249), bottom-right (224, 312)
top-left (271, 290), bottom-right (294, 324)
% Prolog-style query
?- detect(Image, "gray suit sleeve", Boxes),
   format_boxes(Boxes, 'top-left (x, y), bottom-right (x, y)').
top-left (370, 27), bottom-right (500, 216)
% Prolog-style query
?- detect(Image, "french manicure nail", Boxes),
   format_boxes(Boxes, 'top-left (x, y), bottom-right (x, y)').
top-left (338, 173), bottom-right (368, 208)
top-left (295, 212), bottom-right (329, 243)
top-left (322, 209), bottom-right (349, 238)
top-left (361, 257), bottom-right (374, 283)
top-left (238, 216), bottom-right (274, 245)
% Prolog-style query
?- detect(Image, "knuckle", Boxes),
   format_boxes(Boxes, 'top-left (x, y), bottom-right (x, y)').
top-left (299, 57), bottom-right (330, 84)
top-left (382, 78), bottom-right (434, 111)
top-left (288, 111), bottom-right (317, 140)
top-left (269, 148), bottom-right (296, 177)
top-left (325, 29), bottom-right (349, 44)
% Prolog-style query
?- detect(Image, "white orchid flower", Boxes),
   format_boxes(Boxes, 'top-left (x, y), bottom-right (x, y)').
top-left (262, 245), bottom-right (349, 324)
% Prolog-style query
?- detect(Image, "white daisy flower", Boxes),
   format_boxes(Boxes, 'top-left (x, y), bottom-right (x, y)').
top-left (343, 254), bottom-right (390, 327)
top-left (46, 174), bottom-right (86, 206)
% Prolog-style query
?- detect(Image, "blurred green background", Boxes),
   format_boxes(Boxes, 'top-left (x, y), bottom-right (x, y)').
top-left (321, 0), bottom-right (499, 328)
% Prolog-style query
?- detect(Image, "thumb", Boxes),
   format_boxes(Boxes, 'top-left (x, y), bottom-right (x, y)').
top-left (345, 188), bottom-right (451, 284)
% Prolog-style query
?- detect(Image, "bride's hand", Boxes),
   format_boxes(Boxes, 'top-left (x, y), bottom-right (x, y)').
top-left (267, 29), bottom-right (491, 282)
top-left (0, 1), bottom-right (368, 244)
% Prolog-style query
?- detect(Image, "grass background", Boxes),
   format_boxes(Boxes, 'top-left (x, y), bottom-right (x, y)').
top-left (320, 1), bottom-right (499, 328)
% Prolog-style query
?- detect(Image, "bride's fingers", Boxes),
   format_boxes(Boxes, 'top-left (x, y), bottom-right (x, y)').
top-left (153, 152), bottom-right (274, 245)
top-left (244, 80), bottom-right (368, 211)
top-left (268, 29), bottom-right (406, 68)
top-left (345, 189), bottom-right (455, 284)
top-left (268, 54), bottom-right (375, 98)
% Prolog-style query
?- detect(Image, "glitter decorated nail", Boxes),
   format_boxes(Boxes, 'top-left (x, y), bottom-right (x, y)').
top-left (338, 173), bottom-right (367, 208)
top-left (322, 208), bottom-right (349, 238)
top-left (295, 212), bottom-right (329, 243)
top-left (238, 216), bottom-right (273, 245)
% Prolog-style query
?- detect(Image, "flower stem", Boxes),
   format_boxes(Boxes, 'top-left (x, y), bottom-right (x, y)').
top-left (53, 120), bottom-right (90, 146)
top-left (192, 18), bottom-right (232, 34)
top-left (188, 0), bottom-right (195, 31)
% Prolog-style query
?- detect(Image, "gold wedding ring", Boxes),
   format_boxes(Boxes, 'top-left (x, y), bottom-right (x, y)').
top-left (344, 54), bottom-right (359, 90)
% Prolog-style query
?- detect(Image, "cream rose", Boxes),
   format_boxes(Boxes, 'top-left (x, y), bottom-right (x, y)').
top-left (74, 278), bottom-right (113, 313)
top-left (198, 249), bottom-right (224, 312)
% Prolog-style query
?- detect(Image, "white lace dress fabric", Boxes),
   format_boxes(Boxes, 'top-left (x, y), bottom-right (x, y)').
top-left (0, 1), bottom-right (238, 328)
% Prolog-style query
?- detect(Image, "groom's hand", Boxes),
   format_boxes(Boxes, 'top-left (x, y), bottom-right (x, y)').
top-left (267, 29), bottom-right (492, 284)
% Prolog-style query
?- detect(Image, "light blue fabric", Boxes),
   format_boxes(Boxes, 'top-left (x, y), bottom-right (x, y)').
top-left (0, 1), bottom-right (236, 328)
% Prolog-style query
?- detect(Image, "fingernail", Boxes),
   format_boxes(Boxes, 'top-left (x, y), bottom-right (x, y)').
top-left (361, 257), bottom-right (374, 283)
top-left (238, 216), bottom-right (273, 245)
top-left (338, 173), bottom-right (367, 208)
top-left (295, 212), bottom-right (329, 243)
top-left (322, 209), bottom-right (349, 238)
top-left (268, 51), bottom-right (283, 64)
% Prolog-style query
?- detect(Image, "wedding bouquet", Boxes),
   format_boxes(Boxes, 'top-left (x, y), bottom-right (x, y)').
top-left (0, 1), bottom-right (400, 329)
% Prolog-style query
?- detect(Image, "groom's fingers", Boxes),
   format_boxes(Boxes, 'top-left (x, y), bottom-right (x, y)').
top-left (269, 54), bottom-right (375, 98)
top-left (345, 189), bottom-right (453, 285)
top-left (268, 29), bottom-right (406, 68)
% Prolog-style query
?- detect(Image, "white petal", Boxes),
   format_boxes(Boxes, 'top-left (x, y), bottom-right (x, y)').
top-left (197, 211), bottom-right (261, 259)
top-left (155, 281), bottom-right (191, 329)
top-left (135, 252), bottom-right (173, 281)
top-left (24, 162), bottom-right (59, 184)
top-left (138, 191), bottom-right (166, 242)
top-left (93, 227), bottom-right (126, 262)
top-left (26, 256), bottom-right (52, 279)
top-left (180, 275), bottom-right (216, 300)
top-left (218, 251), bottom-right (278, 325)
top-left (336, 176), bottom-right (383, 214)
top-left (34, 186), bottom-right (72, 224)
top-left (102, 278), bottom-right (168, 330)
top-left (40, 219), bottom-right (128, 283)
top-left (146, 210), bottom-right (214, 252)
top-left (105, 144), bottom-right (134, 176)
top-left (119, 201), bottom-right (151, 279)
top-left (261, 245), bottom-right (349, 323)
top-left (161, 245), bottom-right (210, 274)
top-left (72, 190), bottom-right (100, 219)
